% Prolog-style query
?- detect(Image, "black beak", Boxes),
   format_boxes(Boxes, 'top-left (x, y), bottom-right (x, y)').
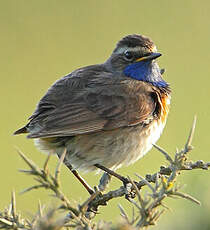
top-left (136, 52), bottom-right (162, 62)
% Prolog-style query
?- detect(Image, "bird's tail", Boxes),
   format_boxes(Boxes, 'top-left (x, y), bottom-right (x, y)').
top-left (13, 126), bottom-right (28, 135)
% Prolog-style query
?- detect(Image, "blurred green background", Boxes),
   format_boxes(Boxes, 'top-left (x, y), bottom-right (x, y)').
top-left (1, 0), bottom-right (210, 229)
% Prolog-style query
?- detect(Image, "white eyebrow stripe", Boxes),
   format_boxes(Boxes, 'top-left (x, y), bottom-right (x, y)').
top-left (114, 45), bottom-right (157, 54)
top-left (114, 46), bottom-right (141, 54)
top-left (114, 47), bottom-right (128, 54)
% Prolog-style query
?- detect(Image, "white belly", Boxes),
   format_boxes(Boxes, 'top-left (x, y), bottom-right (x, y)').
top-left (35, 119), bottom-right (166, 172)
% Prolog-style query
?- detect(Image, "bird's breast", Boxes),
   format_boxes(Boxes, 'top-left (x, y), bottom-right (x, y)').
top-left (158, 93), bottom-right (170, 124)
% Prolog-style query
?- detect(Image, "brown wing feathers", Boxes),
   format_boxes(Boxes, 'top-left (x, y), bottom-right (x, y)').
top-left (14, 69), bottom-right (158, 138)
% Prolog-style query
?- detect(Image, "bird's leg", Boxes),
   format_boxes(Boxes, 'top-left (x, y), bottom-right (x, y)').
top-left (71, 168), bottom-right (95, 195)
top-left (60, 156), bottom-right (95, 195)
top-left (98, 172), bottom-right (112, 192)
top-left (94, 164), bottom-right (137, 200)
top-left (94, 163), bottom-right (129, 185)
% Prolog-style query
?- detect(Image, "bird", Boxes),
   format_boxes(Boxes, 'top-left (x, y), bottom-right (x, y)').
top-left (14, 34), bottom-right (171, 194)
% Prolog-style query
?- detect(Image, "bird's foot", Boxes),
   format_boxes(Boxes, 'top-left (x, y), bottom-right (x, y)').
top-left (94, 163), bottom-right (138, 199)
top-left (94, 163), bottom-right (128, 184)
top-left (98, 172), bottom-right (112, 192)
top-left (124, 181), bottom-right (137, 200)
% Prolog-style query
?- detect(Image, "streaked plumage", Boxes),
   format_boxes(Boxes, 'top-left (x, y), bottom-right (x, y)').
top-left (14, 34), bottom-right (171, 173)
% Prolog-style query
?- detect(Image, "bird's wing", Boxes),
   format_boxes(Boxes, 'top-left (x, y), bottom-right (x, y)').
top-left (26, 68), bottom-right (158, 138)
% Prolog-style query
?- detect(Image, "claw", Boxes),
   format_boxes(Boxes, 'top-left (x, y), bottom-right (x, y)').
top-left (94, 163), bottom-right (128, 185)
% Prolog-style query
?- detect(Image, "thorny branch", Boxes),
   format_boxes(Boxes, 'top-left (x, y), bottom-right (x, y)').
top-left (1, 117), bottom-right (210, 229)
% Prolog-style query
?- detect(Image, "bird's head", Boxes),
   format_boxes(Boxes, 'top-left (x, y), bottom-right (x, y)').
top-left (107, 34), bottom-right (168, 88)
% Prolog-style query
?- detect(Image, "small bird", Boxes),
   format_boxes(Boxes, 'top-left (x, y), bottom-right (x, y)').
top-left (14, 34), bottom-right (171, 193)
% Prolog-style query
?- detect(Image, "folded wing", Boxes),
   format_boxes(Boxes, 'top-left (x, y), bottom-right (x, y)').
top-left (25, 70), bottom-right (158, 138)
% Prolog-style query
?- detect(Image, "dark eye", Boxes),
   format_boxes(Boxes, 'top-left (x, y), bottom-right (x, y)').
top-left (124, 50), bottom-right (133, 61)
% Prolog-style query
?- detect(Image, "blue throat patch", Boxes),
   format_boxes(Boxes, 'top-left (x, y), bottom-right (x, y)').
top-left (123, 60), bottom-right (168, 88)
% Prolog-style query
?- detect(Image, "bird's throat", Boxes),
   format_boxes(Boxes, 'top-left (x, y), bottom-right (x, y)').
top-left (123, 60), bottom-right (168, 88)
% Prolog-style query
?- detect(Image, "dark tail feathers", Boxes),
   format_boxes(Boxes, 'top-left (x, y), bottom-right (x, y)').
top-left (13, 126), bottom-right (28, 135)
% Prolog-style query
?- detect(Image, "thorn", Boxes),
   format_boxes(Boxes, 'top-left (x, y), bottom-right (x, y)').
top-left (38, 200), bottom-right (43, 217)
top-left (20, 185), bottom-right (44, 194)
top-left (17, 149), bottom-right (42, 174)
top-left (135, 174), bottom-right (155, 193)
top-left (55, 148), bottom-right (67, 185)
top-left (184, 116), bottom-right (197, 153)
top-left (118, 204), bottom-right (130, 223)
top-left (43, 153), bottom-right (52, 173)
top-left (172, 191), bottom-right (201, 205)
top-left (153, 144), bottom-right (173, 164)
top-left (127, 176), bottom-right (145, 210)
top-left (11, 191), bottom-right (17, 221)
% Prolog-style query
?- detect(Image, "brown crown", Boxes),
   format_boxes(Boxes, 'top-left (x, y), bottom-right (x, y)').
top-left (115, 34), bottom-right (155, 51)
